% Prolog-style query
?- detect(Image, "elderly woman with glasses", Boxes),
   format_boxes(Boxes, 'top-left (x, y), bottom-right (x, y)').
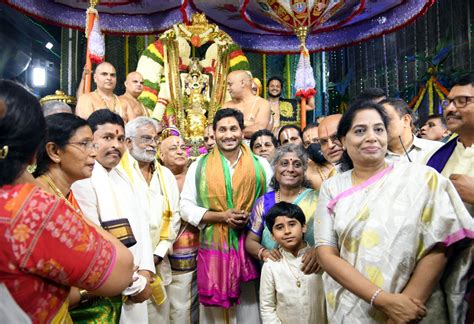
top-left (246, 144), bottom-right (319, 264)
top-left (245, 143), bottom-right (327, 322)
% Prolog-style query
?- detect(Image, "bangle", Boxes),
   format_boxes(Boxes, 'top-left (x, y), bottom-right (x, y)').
top-left (257, 247), bottom-right (266, 260)
top-left (79, 289), bottom-right (90, 304)
top-left (370, 288), bottom-right (383, 307)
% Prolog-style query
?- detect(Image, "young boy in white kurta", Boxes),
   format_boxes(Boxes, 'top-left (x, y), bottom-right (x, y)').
top-left (259, 202), bottom-right (326, 324)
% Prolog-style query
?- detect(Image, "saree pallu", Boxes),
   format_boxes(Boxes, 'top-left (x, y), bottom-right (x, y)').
top-left (315, 162), bottom-right (474, 323)
top-left (195, 145), bottom-right (266, 308)
top-left (69, 296), bottom-right (122, 324)
top-left (248, 189), bottom-right (318, 250)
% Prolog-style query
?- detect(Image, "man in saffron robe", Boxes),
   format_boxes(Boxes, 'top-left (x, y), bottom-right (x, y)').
top-left (180, 108), bottom-right (273, 323)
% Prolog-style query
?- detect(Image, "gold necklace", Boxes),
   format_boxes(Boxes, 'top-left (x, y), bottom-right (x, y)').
top-left (41, 174), bottom-right (80, 214)
top-left (95, 90), bottom-right (118, 111)
top-left (276, 187), bottom-right (304, 202)
top-left (316, 165), bottom-right (327, 181)
top-left (282, 254), bottom-right (302, 288)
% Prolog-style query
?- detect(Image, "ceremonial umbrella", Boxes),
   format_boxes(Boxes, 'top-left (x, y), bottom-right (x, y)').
top-left (4, 0), bottom-right (435, 105)
top-left (4, 0), bottom-right (436, 53)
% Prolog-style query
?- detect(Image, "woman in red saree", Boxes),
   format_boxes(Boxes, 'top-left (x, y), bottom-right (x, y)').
top-left (0, 80), bottom-right (134, 323)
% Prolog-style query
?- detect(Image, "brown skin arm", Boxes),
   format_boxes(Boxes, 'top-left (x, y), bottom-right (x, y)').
top-left (306, 96), bottom-right (315, 111)
top-left (117, 97), bottom-right (130, 123)
top-left (77, 215), bottom-right (135, 297)
top-left (245, 232), bottom-right (282, 262)
top-left (75, 94), bottom-right (94, 119)
top-left (129, 282), bottom-right (152, 303)
top-left (316, 246), bottom-right (427, 322)
top-left (399, 244), bottom-right (448, 304)
top-left (449, 174), bottom-right (474, 204)
top-left (301, 247), bottom-right (321, 274)
top-left (243, 99), bottom-right (271, 138)
top-left (75, 66), bottom-right (89, 99)
top-left (68, 288), bottom-right (81, 308)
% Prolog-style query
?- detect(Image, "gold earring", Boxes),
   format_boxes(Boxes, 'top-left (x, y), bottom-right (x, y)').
top-left (27, 164), bottom-right (37, 174)
top-left (0, 145), bottom-right (8, 159)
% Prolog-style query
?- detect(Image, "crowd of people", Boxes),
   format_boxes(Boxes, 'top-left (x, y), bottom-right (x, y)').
top-left (0, 65), bottom-right (473, 324)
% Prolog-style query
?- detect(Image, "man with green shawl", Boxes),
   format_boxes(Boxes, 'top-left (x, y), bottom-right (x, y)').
top-left (180, 108), bottom-right (273, 323)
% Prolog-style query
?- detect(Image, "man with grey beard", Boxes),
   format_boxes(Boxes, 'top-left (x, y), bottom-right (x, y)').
top-left (119, 117), bottom-right (181, 324)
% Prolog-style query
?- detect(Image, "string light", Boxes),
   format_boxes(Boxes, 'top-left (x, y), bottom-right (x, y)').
top-left (383, 34), bottom-right (389, 95)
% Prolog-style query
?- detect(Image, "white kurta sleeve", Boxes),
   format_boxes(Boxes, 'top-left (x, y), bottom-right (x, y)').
top-left (259, 262), bottom-right (282, 324)
top-left (180, 159), bottom-right (208, 228)
top-left (256, 155), bottom-right (274, 191)
top-left (71, 178), bottom-right (101, 226)
top-left (154, 167), bottom-right (182, 257)
top-left (137, 202), bottom-right (155, 273)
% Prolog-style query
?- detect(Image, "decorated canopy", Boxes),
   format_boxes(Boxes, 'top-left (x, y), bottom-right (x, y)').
top-left (5, 0), bottom-right (435, 53)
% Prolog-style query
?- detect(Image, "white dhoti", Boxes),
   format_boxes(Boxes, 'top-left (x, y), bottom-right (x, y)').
top-left (147, 291), bottom-right (170, 324)
top-left (121, 302), bottom-right (149, 324)
top-left (168, 271), bottom-right (199, 324)
top-left (199, 281), bottom-right (261, 324)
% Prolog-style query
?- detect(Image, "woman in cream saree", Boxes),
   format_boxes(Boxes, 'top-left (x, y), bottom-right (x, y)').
top-left (315, 101), bottom-right (473, 323)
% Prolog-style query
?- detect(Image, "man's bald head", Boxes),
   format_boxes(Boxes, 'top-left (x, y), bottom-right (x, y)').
top-left (228, 70), bottom-right (251, 82)
top-left (124, 71), bottom-right (144, 98)
top-left (318, 114), bottom-right (343, 164)
top-left (318, 114), bottom-right (342, 136)
top-left (94, 62), bottom-right (117, 93)
top-left (94, 62), bottom-right (115, 76)
top-left (227, 70), bottom-right (252, 99)
top-left (160, 135), bottom-right (188, 171)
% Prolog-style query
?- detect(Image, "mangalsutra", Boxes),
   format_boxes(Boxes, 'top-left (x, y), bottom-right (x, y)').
top-left (41, 174), bottom-right (81, 214)
top-left (276, 187), bottom-right (303, 202)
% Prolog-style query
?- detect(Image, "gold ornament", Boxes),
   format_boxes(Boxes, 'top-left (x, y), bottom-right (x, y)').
top-left (40, 90), bottom-right (77, 107)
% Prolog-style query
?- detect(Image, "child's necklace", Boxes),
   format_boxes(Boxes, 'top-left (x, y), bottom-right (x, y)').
top-left (283, 255), bottom-right (302, 288)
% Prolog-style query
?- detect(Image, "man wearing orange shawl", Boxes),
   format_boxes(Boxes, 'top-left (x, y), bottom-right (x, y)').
top-left (181, 108), bottom-right (273, 323)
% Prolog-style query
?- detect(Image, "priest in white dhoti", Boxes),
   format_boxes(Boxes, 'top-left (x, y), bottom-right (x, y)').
top-left (71, 110), bottom-right (154, 324)
top-left (119, 117), bottom-right (181, 323)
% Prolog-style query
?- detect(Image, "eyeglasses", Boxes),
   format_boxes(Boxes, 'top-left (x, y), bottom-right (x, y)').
top-left (319, 134), bottom-right (340, 146)
top-left (68, 141), bottom-right (99, 151)
top-left (278, 159), bottom-right (303, 169)
top-left (441, 96), bottom-right (474, 109)
top-left (132, 135), bottom-right (160, 145)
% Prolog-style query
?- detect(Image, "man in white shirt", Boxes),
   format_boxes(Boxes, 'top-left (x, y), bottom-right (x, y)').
top-left (119, 117), bottom-right (181, 323)
top-left (181, 108), bottom-right (273, 324)
top-left (425, 73), bottom-right (474, 324)
top-left (71, 110), bottom-right (154, 323)
top-left (380, 98), bottom-right (442, 163)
